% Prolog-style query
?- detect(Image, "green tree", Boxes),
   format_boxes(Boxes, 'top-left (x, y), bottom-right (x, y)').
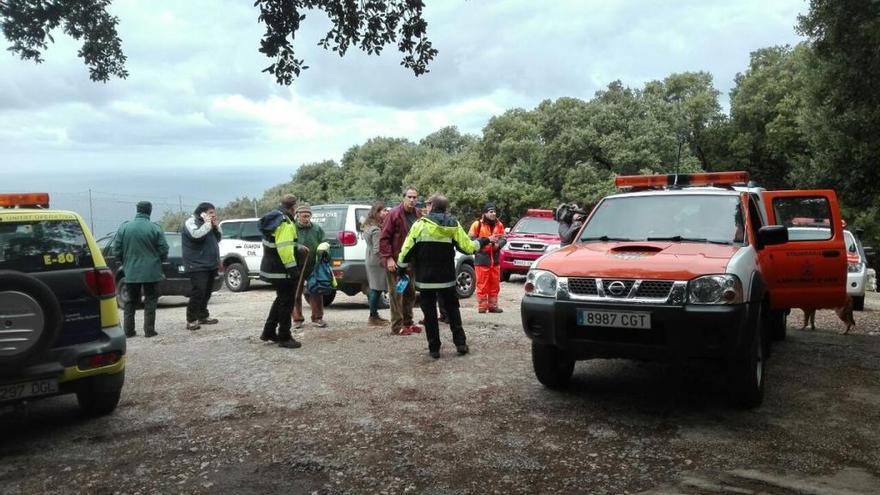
top-left (157, 211), bottom-right (188, 232)
top-left (419, 126), bottom-right (478, 154)
top-left (1, 0), bottom-right (437, 83)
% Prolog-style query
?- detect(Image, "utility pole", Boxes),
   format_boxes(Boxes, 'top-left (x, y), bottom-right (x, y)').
top-left (179, 195), bottom-right (183, 213)
top-left (88, 188), bottom-right (95, 234)
top-left (253, 198), bottom-right (258, 218)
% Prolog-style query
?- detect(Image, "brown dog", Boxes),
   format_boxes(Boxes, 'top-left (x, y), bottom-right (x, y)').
top-left (801, 296), bottom-right (855, 334)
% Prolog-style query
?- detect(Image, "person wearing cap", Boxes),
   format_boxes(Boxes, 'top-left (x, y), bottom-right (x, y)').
top-left (468, 202), bottom-right (506, 313)
top-left (291, 202), bottom-right (328, 328)
top-left (397, 194), bottom-right (490, 359)
top-left (181, 201), bottom-right (222, 330)
top-left (112, 201), bottom-right (169, 338)
top-left (259, 194), bottom-right (305, 348)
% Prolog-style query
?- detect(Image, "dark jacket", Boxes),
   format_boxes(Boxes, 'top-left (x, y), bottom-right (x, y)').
top-left (559, 219), bottom-right (584, 246)
top-left (259, 208), bottom-right (300, 283)
top-left (181, 215), bottom-right (221, 273)
top-left (379, 204), bottom-right (421, 266)
top-left (112, 213), bottom-right (169, 283)
top-left (398, 213), bottom-right (482, 290)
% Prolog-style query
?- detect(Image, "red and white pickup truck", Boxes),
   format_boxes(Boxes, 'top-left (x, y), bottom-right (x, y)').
top-left (499, 209), bottom-right (561, 281)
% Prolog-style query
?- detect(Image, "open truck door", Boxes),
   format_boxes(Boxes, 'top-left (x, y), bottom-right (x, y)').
top-left (759, 190), bottom-right (847, 310)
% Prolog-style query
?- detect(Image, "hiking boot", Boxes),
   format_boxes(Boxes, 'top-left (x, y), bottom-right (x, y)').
top-left (260, 332), bottom-right (279, 342)
top-left (478, 308), bottom-right (487, 314)
top-left (488, 307), bottom-right (504, 313)
top-left (278, 338), bottom-right (302, 349)
top-left (368, 316), bottom-right (387, 326)
top-left (313, 320), bottom-right (327, 328)
top-left (429, 350), bottom-right (440, 359)
top-left (186, 321), bottom-right (200, 331)
top-left (396, 327), bottom-right (415, 336)
top-left (145, 331), bottom-right (159, 338)
top-left (293, 321), bottom-right (304, 329)
top-left (124, 331), bottom-right (137, 338)
top-left (199, 318), bottom-right (219, 325)
top-left (456, 344), bottom-right (469, 355)
top-left (438, 315), bottom-right (449, 324)
top-left (408, 324), bottom-right (423, 334)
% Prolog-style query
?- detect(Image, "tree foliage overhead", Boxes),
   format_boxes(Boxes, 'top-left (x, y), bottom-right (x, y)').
top-left (1, 0), bottom-right (436, 83)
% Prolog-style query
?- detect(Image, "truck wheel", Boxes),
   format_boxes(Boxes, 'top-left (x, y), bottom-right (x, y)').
top-left (115, 276), bottom-right (127, 309)
top-left (456, 263), bottom-right (476, 299)
top-left (0, 270), bottom-right (63, 373)
top-left (322, 290), bottom-right (337, 307)
top-left (77, 387), bottom-right (122, 417)
top-left (501, 270), bottom-right (511, 282)
top-left (224, 263), bottom-right (250, 292)
top-left (853, 296), bottom-right (865, 311)
top-left (729, 319), bottom-right (765, 408)
top-left (769, 309), bottom-right (787, 341)
top-left (531, 342), bottom-right (574, 389)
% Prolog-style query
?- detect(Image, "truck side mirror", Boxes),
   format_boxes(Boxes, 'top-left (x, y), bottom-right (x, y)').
top-left (756, 225), bottom-right (788, 250)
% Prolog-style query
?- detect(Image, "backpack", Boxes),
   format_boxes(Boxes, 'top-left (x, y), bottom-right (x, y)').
top-left (306, 243), bottom-right (337, 295)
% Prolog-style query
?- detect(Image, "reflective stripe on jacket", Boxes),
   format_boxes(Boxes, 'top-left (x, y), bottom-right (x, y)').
top-left (259, 209), bottom-right (299, 282)
top-left (398, 213), bottom-right (480, 290)
top-left (468, 219), bottom-right (505, 266)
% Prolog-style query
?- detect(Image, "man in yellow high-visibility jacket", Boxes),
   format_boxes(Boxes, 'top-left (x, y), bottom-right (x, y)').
top-left (259, 194), bottom-right (305, 348)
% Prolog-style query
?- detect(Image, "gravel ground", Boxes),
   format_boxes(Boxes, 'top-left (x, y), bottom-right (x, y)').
top-left (2, 280), bottom-right (880, 494)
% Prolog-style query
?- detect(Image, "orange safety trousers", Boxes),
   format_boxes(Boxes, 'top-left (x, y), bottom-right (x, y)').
top-left (476, 265), bottom-right (501, 310)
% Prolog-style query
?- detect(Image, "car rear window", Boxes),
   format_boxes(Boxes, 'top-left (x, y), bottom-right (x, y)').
top-left (311, 207), bottom-right (347, 236)
top-left (0, 219), bottom-right (95, 272)
top-left (165, 233), bottom-right (183, 258)
top-left (513, 217), bottom-right (559, 235)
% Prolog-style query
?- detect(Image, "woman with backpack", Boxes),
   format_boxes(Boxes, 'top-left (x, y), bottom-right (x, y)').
top-left (363, 201), bottom-right (389, 326)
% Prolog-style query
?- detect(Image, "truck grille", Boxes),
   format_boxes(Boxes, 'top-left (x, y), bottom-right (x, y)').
top-left (566, 278), bottom-right (678, 302)
top-left (508, 241), bottom-right (546, 252)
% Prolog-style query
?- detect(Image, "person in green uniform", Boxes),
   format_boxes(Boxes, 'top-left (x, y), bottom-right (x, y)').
top-left (112, 201), bottom-right (169, 338)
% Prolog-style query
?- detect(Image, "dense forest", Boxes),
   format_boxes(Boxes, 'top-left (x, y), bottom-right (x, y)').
top-left (159, 1), bottom-right (878, 247)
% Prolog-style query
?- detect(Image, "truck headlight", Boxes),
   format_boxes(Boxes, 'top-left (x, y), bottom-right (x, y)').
top-left (848, 262), bottom-right (864, 273)
top-left (545, 243), bottom-right (561, 253)
top-left (688, 274), bottom-right (742, 304)
top-left (525, 269), bottom-right (557, 298)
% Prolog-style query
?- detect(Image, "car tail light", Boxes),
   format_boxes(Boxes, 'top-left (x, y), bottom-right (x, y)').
top-left (85, 268), bottom-right (117, 297)
top-left (338, 230), bottom-right (357, 246)
top-left (78, 351), bottom-right (121, 370)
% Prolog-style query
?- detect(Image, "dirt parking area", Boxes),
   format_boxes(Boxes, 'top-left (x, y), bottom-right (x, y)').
top-left (2, 280), bottom-right (880, 494)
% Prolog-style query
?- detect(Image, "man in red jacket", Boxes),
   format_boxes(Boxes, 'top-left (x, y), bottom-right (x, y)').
top-left (379, 186), bottom-right (423, 335)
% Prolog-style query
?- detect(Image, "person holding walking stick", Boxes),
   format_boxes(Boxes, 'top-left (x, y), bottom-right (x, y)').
top-left (258, 194), bottom-right (306, 349)
top-left (291, 203), bottom-right (327, 328)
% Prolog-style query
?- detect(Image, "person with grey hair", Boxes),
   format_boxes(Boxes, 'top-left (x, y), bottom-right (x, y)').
top-left (397, 194), bottom-right (490, 359)
top-left (112, 201), bottom-right (169, 338)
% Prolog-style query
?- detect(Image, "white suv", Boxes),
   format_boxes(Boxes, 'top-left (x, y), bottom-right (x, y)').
top-left (218, 218), bottom-right (263, 292)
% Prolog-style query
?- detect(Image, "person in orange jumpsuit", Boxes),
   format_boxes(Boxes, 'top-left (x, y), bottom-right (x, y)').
top-left (469, 203), bottom-right (506, 313)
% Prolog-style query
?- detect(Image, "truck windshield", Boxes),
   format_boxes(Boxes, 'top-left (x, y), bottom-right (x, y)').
top-left (513, 217), bottom-right (558, 235)
top-left (580, 194), bottom-right (744, 245)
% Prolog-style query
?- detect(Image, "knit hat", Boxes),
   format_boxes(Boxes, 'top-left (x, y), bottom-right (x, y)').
top-left (482, 202), bottom-right (496, 213)
top-left (136, 201), bottom-right (152, 215)
top-left (295, 202), bottom-right (312, 215)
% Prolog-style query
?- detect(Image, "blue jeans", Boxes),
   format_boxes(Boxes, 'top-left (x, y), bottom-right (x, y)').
top-left (368, 289), bottom-right (382, 317)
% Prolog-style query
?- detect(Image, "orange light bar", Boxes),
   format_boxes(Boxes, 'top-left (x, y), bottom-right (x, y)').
top-left (614, 171), bottom-right (749, 189)
top-left (0, 192), bottom-right (50, 208)
top-left (525, 209), bottom-right (554, 218)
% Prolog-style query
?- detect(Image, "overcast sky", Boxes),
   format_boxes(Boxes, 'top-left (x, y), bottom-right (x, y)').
top-left (1, 0), bottom-right (806, 234)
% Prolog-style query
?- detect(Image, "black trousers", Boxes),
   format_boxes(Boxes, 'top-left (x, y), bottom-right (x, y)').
top-left (419, 286), bottom-right (466, 352)
top-left (263, 280), bottom-right (295, 341)
top-left (186, 270), bottom-right (215, 322)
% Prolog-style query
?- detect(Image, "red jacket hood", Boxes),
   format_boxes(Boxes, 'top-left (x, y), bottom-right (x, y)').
top-left (536, 242), bottom-right (740, 280)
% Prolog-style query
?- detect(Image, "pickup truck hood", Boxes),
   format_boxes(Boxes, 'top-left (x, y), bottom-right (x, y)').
top-left (536, 242), bottom-right (740, 280)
